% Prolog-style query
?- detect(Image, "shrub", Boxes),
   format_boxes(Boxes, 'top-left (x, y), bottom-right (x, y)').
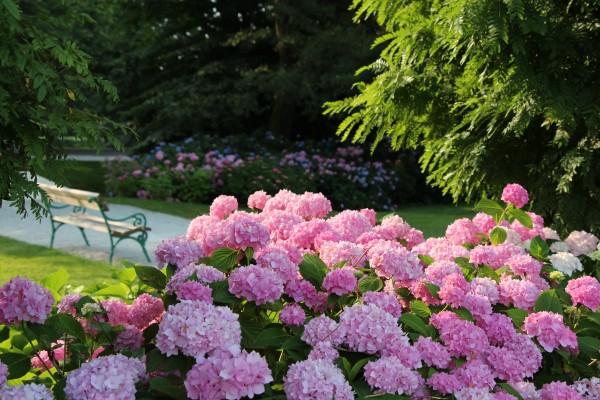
top-left (0, 184), bottom-right (599, 398)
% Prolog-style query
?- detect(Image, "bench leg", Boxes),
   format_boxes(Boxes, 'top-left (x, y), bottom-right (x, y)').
top-left (78, 228), bottom-right (90, 246)
top-left (49, 222), bottom-right (64, 248)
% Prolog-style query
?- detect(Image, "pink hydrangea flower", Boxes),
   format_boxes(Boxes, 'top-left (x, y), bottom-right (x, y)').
top-left (415, 336), bottom-right (451, 369)
top-left (476, 313), bottom-right (517, 346)
top-left (255, 247), bottom-right (299, 284)
top-left (487, 334), bottom-right (542, 382)
top-left (360, 208), bottom-right (377, 226)
top-left (31, 340), bottom-right (66, 370)
top-left (210, 195), bottom-right (238, 219)
top-left (64, 355), bottom-right (145, 400)
top-left (302, 315), bottom-right (344, 346)
top-left (229, 265), bottom-right (283, 305)
top-left (507, 254), bottom-right (543, 277)
top-left (156, 300), bottom-right (241, 359)
top-left (412, 237), bottom-right (470, 263)
top-left (308, 342), bottom-right (339, 363)
top-left (57, 293), bottom-right (83, 317)
top-left (455, 388), bottom-right (494, 399)
top-left (540, 381), bottom-right (585, 400)
top-left (364, 356), bottom-right (422, 395)
top-left (472, 212), bottom-right (497, 235)
top-left (263, 189), bottom-right (300, 212)
top-left (283, 359), bottom-right (354, 400)
top-left (511, 381), bottom-right (540, 400)
top-left (328, 210), bottom-right (373, 242)
top-left (280, 303), bottom-right (306, 326)
top-left (285, 279), bottom-right (318, 304)
top-left (322, 269), bottom-right (357, 295)
top-left (523, 311), bottom-right (578, 353)
top-left (566, 276), bottom-right (600, 311)
top-left (339, 303), bottom-right (405, 354)
top-left (247, 190), bottom-right (271, 210)
top-left (184, 356), bottom-right (223, 400)
top-left (565, 230), bottom-right (599, 256)
top-left (501, 183), bottom-right (529, 208)
top-left (0, 361), bottom-right (7, 388)
top-left (288, 192), bottom-right (332, 220)
top-left (410, 260), bottom-right (462, 305)
top-left (176, 281), bottom-right (213, 303)
top-left (0, 277), bottom-right (54, 324)
top-left (430, 311), bottom-right (490, 358)
top-left (288, 219), bottom-right (332, 250)
top-left (362, 291), bottom-right (402, 318)
top-left (0, 383), bottom-right (54, 400)
top-left (454, 358), bottom-right (496, 390)
top-left (100, 298), bottom-right (129, 327)
top-left (186, 215), bottom-right (227, 255)
top-left (154, 236), bottom-right (205, 269)
top-left (427, 372), bottom-right (462, 395)
top-left (376, 215), bottom-right (411, 240)
top-left (165, 263), bottom-right (225, 294)
top-left (128, 293), bottom-right (164, 329)
top-left (369, 241), bottom-right (422, 282)
top-left (261, 210), bottom-right (303, 241)
top-left (114, 325), bottom-right (144, 351)
top-left (445, 218), bottom-right (483, 245)
top-left (439, 272), bottom-right (469, 308)
top-left (572, 377), bottom-right (600, 399)
top-left (224, 218), bottom-right (270, 251)
top-left (318, 240), bottom-right (366, 269)
top-left (469, 277), bottom-right (500, 304)
top-left (498, 277), bottom-right (541, 310)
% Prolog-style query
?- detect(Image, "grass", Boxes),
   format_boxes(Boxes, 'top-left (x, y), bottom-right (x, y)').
top-left (389, 204), bottom-right (475, 238)
top-left (110, 197), bottom-right (211, 219)
top-left (0, 236), bottom-right (119, 287)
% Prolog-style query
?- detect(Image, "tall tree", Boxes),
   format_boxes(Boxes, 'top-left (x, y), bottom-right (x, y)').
top-left (75, 0), bottom-right (376, 148)
top-left (0, 0), bottom-right (133, 218)
top-left (325, 0), bottom-right (600, 234)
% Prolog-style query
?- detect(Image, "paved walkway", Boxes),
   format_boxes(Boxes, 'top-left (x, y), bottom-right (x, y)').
top-left (0, 163), bottom-right (192, 267)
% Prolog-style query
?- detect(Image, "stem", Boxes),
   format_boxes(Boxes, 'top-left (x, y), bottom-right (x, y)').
top-left (21, 321), bottom-right (57, 382)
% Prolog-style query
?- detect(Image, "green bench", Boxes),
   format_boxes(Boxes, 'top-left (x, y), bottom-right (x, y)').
top-left (39, 183), bottom-right (151, 264)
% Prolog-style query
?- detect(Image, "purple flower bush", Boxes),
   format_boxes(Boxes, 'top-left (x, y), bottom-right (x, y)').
top-left (0, 184), bottom-right (599, 399)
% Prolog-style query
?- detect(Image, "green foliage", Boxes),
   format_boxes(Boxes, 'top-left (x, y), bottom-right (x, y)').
top-left (325, 0), bottom-right (600, 235)
top-left (0, 1), bottom-right (133, 219)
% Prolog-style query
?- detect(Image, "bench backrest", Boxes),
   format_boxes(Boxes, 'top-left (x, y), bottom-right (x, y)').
top-left (39, 183), bottom-right (108, 211)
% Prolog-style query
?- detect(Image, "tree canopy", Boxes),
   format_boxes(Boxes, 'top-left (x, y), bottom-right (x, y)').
top-left (325, 0), bottom-right (600, 234)
top-left (0, 1), bottom-right (133, 218)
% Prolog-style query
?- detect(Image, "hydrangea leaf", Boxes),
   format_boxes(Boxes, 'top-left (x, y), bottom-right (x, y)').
top-left (507, 208), bottom-right (533, 229)
top-left (530, 236), bottom-right (550, 260)
top-left (358, 274), bottom-right (384, 293)
top-left (134, 266), bottom-right (167, 290)
top-left (474, 199), bottom-right (504, 222)
top-left (210, 247), bottom-right (240, 273)
top-left (0, 352), bottom-right (31, 379)
top-left (489, 226), bottom-right (507, 245)
top-left (299, 254), bottom-right (329, 289)
top-left (534, 289), bottom-right (563, 316)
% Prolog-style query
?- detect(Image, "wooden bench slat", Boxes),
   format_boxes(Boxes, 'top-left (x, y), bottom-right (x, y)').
top-left (39, 183), bottom-right (107, 211)
top-left (53, 214), bottom-right (149, 236)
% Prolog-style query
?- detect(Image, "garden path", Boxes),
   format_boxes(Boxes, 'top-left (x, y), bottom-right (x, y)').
top-left (0, 155), bottom-right (190, 267)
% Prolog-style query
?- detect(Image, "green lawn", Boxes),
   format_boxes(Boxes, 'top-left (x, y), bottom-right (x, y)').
top-left (0, 236), bottom-right (119, 287)
top-left (389, 204), bottom-right (475, 238)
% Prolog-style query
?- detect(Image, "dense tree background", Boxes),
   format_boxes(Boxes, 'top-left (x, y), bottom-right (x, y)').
top-left (0, 1), bottom-right (132, 218)
top-left (326, 0), bottom-right (600, 234)
top-left (69, 0), bottom-right (378, 149)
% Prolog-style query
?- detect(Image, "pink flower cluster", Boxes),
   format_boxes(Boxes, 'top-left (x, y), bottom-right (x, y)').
top-left (185, 348), bottom-right (273, 400)
top-left (0, 383), bottom-right (55, 400)
top-left (501, 183), bottom-right (529, 208)
top-left (154, 235), bottom-right (206, 269)
top-left (64, 355), bottom-right (145, 400)
top-left (522, 311), bottom-right (578, 353)
top-left (210, 195), bottom-right (238, 219)
top-left (364, 356), bottom-right (422, 395)
top-left (283, 359), bottom-right (354, 400)
top-left (228, 265), bottom-right (283, 305)
top-left (566, 276), bottom-right (600, 310)
top-left (322, 268), bottom-right (357, 295)
top-left (279, 303), bottom-right (306, 326)
top-left (31, 340), bottom-right (66, 370)
top-left (156, 300), bottom-right (241, 359)
top-left (565, 230), bottom-right (599, 256)
top-left (0, 277), bottom-right (54, 324)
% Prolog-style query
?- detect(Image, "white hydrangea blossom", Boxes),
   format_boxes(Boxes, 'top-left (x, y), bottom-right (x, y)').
top-left (548, 252), bottom-right (582, 277)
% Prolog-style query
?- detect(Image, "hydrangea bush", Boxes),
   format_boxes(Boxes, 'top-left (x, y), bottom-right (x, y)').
top-left (1, 185), bottom-right (600, 399)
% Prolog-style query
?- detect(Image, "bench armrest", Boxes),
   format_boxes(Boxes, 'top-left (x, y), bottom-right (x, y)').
top-left (105, 212), bottom-right (149, 229)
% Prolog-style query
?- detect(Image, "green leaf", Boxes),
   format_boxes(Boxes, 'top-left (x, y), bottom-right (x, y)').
top-left (508, 208), bottom-right (533, 229)
top-left (114, 267), bottom-right (138, 286)
top-left (37, 84), bottom-right (47, 102)
top-left (210, 247), bottom-right (240, 273)
top-left (395, 287), bottom-right (412, 301)
top-left (454, 257), bottom-right (473, 270)
top-left (399, 313), bottom-right (430, 337)
top-left (2, 0), bottom-right (20, 20)
top-left (134, 266), bottom-right (167, 290)
top-left (497, 382), bottom-right (525, 400)
top-left (253, 327), bottom-right (291, 349)
top-left (506, 308), bottom-right (529, 328)
top-left (577, 336), bottom-right (600, 358)
top-left (0, 352), bottom-right (32, 379)
top-left (149, 377), bottom-right (187, 400)
top-left (530, 236), bottom-right (549, 260)
top-left (489, 227), bottom-right (507, 245)
top-left (243, 247), bottom-right (254, 265)
top-left (299, 253), bottom-right (329, 289)
top-left (40, 268), bottom-right (69, 293)
top-left (54, 313), bottom-right (86, 342)
top-left (423, 282), bottom-right (441, 299)
top-left (418, 254), bottom-right (435, 266)
top-left (93, 283), bottom-right (129, 299)
top-left (53, 378), bottom-right (67, 400)
top-left (332, 260), bottom-right (349, 269)
top-left (534, 289), bottom-right (563, 316)
top-left (474, 199), bottom-right (504, 222)
top-left (208, 280), bottom-right (237, 304)
top-left (349, 358), bottom-right (371, 381)
top-left (358, 274), bottom-right (384, 293)
top-left (453, 307), bottom-right (473, 322)
top-left (477, 264), bottom-right (500, 283)
top-left (410, 300), bottom-right (431, 318)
